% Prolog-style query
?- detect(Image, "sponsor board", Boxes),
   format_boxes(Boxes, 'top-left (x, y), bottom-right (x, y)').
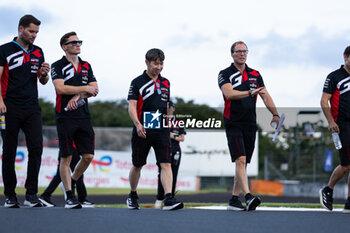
top-left (0, 130), bottom-right (258, 190)
top-left (0, 147), bottom-right (197, 190)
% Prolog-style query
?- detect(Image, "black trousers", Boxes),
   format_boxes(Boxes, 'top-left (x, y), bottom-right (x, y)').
top-left (156, 151), bottom-right (181, 200)
top-left (1, 106), bottom-right (43, 197)
top-left (42, 151), bottom-right (87, 201)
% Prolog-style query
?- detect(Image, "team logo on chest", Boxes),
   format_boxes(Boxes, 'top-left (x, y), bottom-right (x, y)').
top-left (62, 63), bottom-right (74, 82)
top-left (337, 77), bottom-right (350, 95)
top-left (7, 51), bottom-right (24, 70)
top-left (139, 80), bottom-right (155, 100)
top-left (229, 71), bottom-right (242, 89)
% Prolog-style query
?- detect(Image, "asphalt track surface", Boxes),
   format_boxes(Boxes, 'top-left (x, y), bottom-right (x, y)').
top-left (0, 206), bottom-right (349, 233)
top-left (0, 193), bottom-right (349, 233)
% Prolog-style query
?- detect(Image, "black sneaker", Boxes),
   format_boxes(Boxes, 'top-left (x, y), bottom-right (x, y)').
top-left (245, 194), bottom-right (261, 211)
top-left (80, 200), bottom-right (95, 208)
top-left (162, 196), bottom-right (184, 211)
top-left (39, 195), bottom-right (56, 207)
top-left (24, 194), bottom-right (44, 207)
top-left (343, 200), bottom-right (350, 213)
top-left (126, 193), bottom-right (139, 210)
top-left (4, 196), bottom-right (20, 208)
top-left (227, 196), bottom-right (245, 211)
top-left (65, 196), bottom-right (82, 209)
top-left (319, 187), bottom-right (333, 211)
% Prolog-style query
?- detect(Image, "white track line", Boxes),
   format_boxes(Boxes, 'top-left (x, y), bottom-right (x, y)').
top-left (191, 206), bottom-right (344, 212)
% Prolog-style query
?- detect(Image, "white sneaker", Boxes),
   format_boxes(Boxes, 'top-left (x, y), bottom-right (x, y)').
top-left (81, 200), bottom-right (95, 208)
top-left (59, 182), bottom-right (67, 201)
top-left (154, 199), bottom-right (163, 209)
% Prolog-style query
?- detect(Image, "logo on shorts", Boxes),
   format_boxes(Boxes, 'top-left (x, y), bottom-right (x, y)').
top-left (143, 110), bottom-right (161, 129)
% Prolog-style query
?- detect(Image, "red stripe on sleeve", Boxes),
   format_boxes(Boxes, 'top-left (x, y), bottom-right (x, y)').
top-left (330, 89), bottom-right (340, 122)
top-left (137, 94), bottom-right (143, 120)
top-left (56, 94), bottom-right (62, 113)
top-left (1, 63), bottom-right (9, 99)
top-left (223, 95), bottom-right (231, 119)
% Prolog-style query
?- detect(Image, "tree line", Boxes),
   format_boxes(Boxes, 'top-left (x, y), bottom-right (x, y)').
top-left (39, 97), bottom-right (223, 127)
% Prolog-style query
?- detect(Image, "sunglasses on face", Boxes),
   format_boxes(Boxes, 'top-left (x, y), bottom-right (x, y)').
top-left (64, 40), bottom-right (83, 46)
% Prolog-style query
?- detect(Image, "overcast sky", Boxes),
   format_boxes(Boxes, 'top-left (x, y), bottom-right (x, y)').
top-left (1, 0), bottom-right (349, 108)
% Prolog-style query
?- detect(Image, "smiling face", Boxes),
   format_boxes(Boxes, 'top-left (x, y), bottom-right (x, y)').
top-left (18, 23), bottom-right (39, 45)
top-left (146, 58), bottom-right (163, 78)
top-left (231, 43), bottom-right (248, 66)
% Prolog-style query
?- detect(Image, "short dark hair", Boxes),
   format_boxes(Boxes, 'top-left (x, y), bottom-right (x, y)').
top-left (60, 31), bottom-right (77, 46)
top-left (344, 46), bottom-right (350, 57)
top-left (230, 41), bottom-right (247, 53)
top-left (145, 48), bottom-right (165, 62)
top-left (18, 15), bottom-right (41, 29)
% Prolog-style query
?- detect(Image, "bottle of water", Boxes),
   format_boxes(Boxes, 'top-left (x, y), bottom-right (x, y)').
top-left (173, 151), bottom-right (180, 166)
top-left (64, 98), bottom-right (86, 111)
top-left (0, 114), bottom-right (5, 130)
top-left (332, 132), bottom-right (342, 150)
top-left (270, 121), bottom-right (277, 130)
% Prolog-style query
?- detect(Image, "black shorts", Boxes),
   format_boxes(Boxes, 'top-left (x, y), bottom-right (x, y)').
top-left (56, 118), bottom-right (95, 157)
top-left (225, 125), bottom-right (256, 163)
top-left (338, 122), bottom-right (350, 166)
top-left (131, 128), bottom-right (171, 167)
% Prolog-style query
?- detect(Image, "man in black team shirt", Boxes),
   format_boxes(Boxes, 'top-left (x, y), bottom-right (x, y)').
top-left (218, 41), bottom-right (280, 211)
top-left (39, 144), bottom-right (95, 208)
top-left (0, 15), bottom-right (49, 208)
top-left (320, 46), bottom-right (350, 213)
top-left (51, 32), bottom-right (98, 209)
top-left (127, 48), bottom-right (183, 210)
top-left (154, 101), bottom-right (186, 208)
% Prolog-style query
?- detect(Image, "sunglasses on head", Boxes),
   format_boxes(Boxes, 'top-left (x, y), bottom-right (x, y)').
top-left (64, 40), bottom-right (83, 46)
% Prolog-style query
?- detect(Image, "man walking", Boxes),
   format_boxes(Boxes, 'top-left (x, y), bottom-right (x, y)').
top-left (218, 41), bottom-right (280, 211)
top-left (320, 45), bottom-right (350, 213)
top-left (39, 146), bottom-right (95, 208)
top-left (127, 48), bottom-right (183, 210)
top-left (51, 32), bottom-right (98, 209)
top-left (0, 15), bottom-right (49, 208)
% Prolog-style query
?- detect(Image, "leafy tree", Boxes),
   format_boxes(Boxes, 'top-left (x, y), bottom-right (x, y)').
top-left (39, 98), bottom-right (56, 126)
top-left (40, 97), bottom-right (223, 128)
top-left (89, 99), bottom-right (133, 127)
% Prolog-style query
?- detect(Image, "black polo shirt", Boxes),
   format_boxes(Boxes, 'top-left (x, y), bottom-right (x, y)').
top-left (218, 63), bottom-right (265, 127)
top-left (323, 65), bottom-right (350, 124)
top-left (128, 71), bottom-right (170, 130)
top-left (0, 38), bottom-right (45, 107)
top-left (51, 56), bottom-right (96, 119)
